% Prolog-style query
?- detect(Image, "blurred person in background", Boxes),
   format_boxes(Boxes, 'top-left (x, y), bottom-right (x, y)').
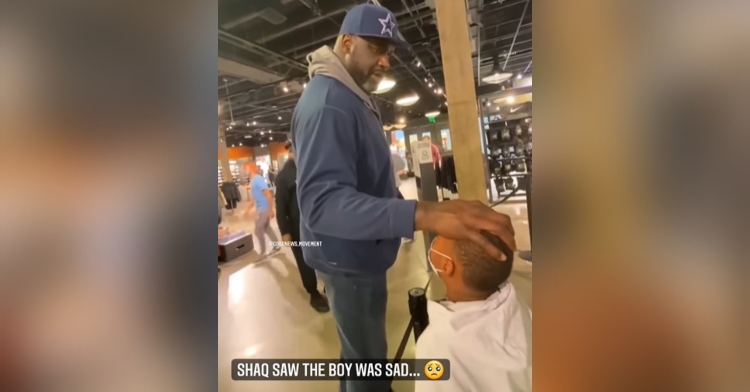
top-left (423, 135), bottom-right (441, 171)
top-left (244, 162), bottom-right (280, 257)
top-left (415, 232), bottom-right (531, 392)
top-left (275, 142), bottom-right (330, 313)
top-left (292, 4), bottom-right (516, 392)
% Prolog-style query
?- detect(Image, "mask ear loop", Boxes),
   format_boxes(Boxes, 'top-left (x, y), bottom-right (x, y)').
top-left (427, 238), bottom-right (451, 273)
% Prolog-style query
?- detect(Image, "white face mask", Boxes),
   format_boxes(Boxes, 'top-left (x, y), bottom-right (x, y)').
top-left (427, 239), bottom-right (452, 274)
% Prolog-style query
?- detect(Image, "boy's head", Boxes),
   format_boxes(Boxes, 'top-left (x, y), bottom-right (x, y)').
top-left (428, 232), bottom-right (514, 299)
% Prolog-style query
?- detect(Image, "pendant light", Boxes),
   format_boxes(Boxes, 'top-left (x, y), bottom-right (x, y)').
top-left (481, 56), bottom-right (513, 84)
top-left (396, 93), bottom-right (420, 106)
top-left (373, 77), bottom-right (396, 94)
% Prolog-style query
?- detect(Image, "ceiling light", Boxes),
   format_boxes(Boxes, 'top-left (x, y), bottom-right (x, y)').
top-left (436, 88), bottom-right (443, 94)
top-left (517, 74), bottom-right (523, 79)
top-left (482, 56), bottom-right (513, 84)
top-left (270, 137), bottom-right (273, 140)
top-left (244, 135), bottom-right (252, 138)
top-left (495, 106), bottom-right (500, 111)
top-left (246, 122), bottom-right (250, 126)
top-left (261, 131), bottom-right (264, 135)
top-left (283, 86), bottom-right (289, 93)
top-left (278, 116), bottom-right (282, 120)
top-left (486, 101), bottom-right (491, 107)
top-left (399, 117), bottom-right (405, 123)
top-left (239, 142), bottom-right (242, 146)
top-left (396, 93), bottom-right (420, 106)
top-left (231, 144), bottom-right (235, 147)
top-left (416, 61), bottom-right (421, 67)
top-left (373, 78), bottom-right (396, 94)
top-left (428, 82), bottom-right (433, 87)
top-left (424, 111), bottom-right (440, 118)
top-left (507, 96), bottom-right (515, 103)
top-left (252, 121), bottom-right (257, 125)
top-left (303, 82), bottom-right (307, 89)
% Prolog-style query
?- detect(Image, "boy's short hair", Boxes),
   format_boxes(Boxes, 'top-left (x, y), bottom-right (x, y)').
top-left (454, 231), bottom-right (514, 292)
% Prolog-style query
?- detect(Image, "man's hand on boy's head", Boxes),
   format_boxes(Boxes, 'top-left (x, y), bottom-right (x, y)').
top-left (415, 200), bottom-right (516, 261)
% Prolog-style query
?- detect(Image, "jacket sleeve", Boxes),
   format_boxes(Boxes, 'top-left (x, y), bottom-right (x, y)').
top-left (274, 170), bottom-right (294, 236)
top-left (295, 105), bottom-right (416, 240)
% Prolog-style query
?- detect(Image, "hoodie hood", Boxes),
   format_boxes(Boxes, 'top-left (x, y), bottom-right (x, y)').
top-left (307, 46), bottom-right (379, 116)
top-left (428, 283), bottom-right (532, 369)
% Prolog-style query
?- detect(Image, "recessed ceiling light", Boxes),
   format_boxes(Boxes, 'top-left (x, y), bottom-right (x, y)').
top-left (278, 116), bottom-right (282, 120)
top-left (396, 94), bottom-right (420, 106)
top-left (252, 121), bottom-right (257, 125)
top-left (399, 117), bottom-right (405, 123)
top-left (416, 61), bottom-right (421, 67)
top-left (244, 135), bottom-right (252, 138)
top-left (261, 131), bottom-right (264, 135)
top-left (283, 86), bottom-right (289, 93)
top-left (239, 142), bottom-right (242, 146)
top-left (231, 144), bottom-right (235, 147)
top-left (270, 137), bottom-right (273, 140)
top-left (428, 82), bottom-right (433, 87)
top-left (517, 74), bottom-right (523, 79)
top-left (374, 78), bottom-right (396, 94)
top-left (436, 88), bottom-right (442, 94)
top-left (246, 122), bottom-right (250, 126)
top-left (507, 96), bottom-right (515, 104)
top-left (495, 106), bottom-right (500, 111)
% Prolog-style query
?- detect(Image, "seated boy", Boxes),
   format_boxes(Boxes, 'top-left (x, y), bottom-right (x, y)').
top-left (415, 232), bottom-right (532, 392)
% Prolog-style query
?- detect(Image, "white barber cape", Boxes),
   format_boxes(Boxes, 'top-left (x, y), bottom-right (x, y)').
top-left (414, 283), bottom-right (532, 392)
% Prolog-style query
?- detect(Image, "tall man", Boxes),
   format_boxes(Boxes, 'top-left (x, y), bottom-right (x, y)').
top-left (274, 142), bottom-right (330, 313)
top-left (244, 162), bottom-right (280, 257)
top-left (292, 4), bottom-right (516, 392)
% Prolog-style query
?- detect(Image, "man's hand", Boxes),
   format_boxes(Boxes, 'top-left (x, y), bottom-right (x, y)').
top-left (282, 234), bottom-right (292, 242)
top-left (415, 200), bottom-right (517, 261)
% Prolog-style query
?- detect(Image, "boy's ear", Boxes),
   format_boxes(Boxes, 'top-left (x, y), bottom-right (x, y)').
top-left (442, 258), bottom-right (456, 277)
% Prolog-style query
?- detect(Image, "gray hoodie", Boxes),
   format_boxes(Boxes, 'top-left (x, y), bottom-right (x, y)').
top-left (306, 46), bottom-right (379, 117)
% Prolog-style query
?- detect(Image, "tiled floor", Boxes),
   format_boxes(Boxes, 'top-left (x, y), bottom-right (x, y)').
top-left (218, 178), bottom-right (531, 392)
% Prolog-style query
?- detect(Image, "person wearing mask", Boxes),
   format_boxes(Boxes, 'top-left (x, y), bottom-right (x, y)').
top-left (292, 4), bottom-right (516, 392)
top-left (244, 162), bottom-right (280, 257)
top-left (414, 232), bottom-right (532, 392)
top-left (274, 142), bottom-right (330, 313)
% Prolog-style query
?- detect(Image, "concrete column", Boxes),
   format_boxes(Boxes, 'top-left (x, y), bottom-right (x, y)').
top-left (218, 126), bottom-right (233, 182)
top-left (435, 0), bottom-right (488, 204)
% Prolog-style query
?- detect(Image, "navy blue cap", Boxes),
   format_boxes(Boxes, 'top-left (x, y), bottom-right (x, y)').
top-left (339, 4), bottom-right (406, 46)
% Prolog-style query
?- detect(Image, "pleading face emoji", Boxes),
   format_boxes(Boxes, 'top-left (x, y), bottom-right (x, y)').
top-left (424, 360), bottom-right (444, 380)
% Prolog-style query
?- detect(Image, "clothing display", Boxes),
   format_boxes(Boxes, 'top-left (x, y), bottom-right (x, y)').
top-left (220, 182), bottom-right (241, 210)
top-left (437, 155), bottom-right (458, 194)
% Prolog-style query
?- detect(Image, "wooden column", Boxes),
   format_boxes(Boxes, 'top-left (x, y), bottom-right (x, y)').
top-left (434, 0), bottom-right (487, 203)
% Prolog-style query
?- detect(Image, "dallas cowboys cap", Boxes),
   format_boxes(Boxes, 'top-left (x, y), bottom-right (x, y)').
top-left (339, 3), bottom-right (406, 46)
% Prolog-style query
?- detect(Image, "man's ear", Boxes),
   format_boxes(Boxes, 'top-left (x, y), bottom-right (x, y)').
top-left (442, 258), bottom-right (456, 277)
top-left (341, 35), bottom-right (354, 54)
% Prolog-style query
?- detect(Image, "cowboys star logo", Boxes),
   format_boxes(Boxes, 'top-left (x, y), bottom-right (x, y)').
top-left (379, 13), bottom-right (396, 37)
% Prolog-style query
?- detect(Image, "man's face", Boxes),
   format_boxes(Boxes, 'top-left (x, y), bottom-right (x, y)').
top-left (423, 136), bottom-right (430, 143)
top-left (341, 35), bottom-right (393, 93)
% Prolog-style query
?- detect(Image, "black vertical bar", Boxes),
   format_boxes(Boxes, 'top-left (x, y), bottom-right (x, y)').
top-left (408, 288), bottom-right (429, 342)
top-left (525, 173), bottom-right (532, 244)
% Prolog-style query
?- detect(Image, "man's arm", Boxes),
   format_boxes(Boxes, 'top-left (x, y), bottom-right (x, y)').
top-left (263, 188), bottom-right (275, 217)
top-left (296, 105), bottom-right (416, 241)
top-left (274, 173), bottom-right (293, 236)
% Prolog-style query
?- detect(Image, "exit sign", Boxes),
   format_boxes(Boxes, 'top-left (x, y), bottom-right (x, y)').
top-left (428, 117), bottom-right (436, 123)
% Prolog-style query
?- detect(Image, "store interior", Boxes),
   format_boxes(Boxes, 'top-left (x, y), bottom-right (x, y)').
top-left (218, 0), bottom-right (532, 391)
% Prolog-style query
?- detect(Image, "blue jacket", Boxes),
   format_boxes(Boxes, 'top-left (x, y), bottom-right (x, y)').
top-left (292, 49), bottom-right (417, 276)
